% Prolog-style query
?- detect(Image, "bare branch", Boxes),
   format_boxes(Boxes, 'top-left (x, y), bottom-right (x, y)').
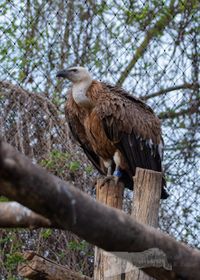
top-left (117, 0), bottom-right (177, 86)
top-left (0, 141), bottom-right (200, 280)
top-left (140, 83), bottom-right (199, 101)
top-left (159, 98), bottom-right (200, 120)
top-left (18, 251), bottom-right (92, 280)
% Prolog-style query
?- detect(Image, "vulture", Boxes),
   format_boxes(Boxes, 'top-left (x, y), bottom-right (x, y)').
top-left (57, 66), bottom-right (168, 199)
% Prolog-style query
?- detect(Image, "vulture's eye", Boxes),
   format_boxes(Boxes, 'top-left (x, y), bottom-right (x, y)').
top-left (71, 69), bottom-right (78, 72)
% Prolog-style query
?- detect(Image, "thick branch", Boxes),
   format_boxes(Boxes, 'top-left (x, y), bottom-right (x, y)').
top-left (0, 141), bottom-right (200, 280)
top-left (0, 202), bottom-right (51, 228)
top-left (18, 251), bottom-right (92, 280)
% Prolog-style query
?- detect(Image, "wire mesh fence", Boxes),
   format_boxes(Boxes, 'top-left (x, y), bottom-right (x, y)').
top-left (0, 0), bottom-right (199, 278)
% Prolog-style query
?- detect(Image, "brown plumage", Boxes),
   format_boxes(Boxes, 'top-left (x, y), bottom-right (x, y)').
top-left (57, 67), bottom-right (168, 199)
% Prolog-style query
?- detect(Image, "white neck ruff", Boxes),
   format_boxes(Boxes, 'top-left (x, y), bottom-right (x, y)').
top-left (72, 79), bottom-right (92, 107)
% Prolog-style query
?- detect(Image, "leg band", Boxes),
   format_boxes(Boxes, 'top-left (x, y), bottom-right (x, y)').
top-left (113, 170), bottom-right (122, 177)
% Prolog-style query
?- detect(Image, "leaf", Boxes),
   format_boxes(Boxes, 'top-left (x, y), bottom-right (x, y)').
top-left (69, 161), bottom-right (80, 172)
top-left (41, 229), bottom-right (52, 239)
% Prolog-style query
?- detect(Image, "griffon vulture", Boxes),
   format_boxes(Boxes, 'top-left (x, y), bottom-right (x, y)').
top-left (57, 66), bottom-right (168, 199)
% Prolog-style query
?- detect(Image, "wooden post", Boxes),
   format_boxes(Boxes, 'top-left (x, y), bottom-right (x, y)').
top-left (94, 178), bottom-right (125, 280)
top-left (125, 168), bottom-right (162, 280)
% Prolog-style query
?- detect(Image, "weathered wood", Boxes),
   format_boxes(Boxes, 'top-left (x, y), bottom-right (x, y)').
top-left (94, 178), bottom-right (125, 280)
top-left (95, 178), bottom-right (124, 208)
top-left (132, 168), bottom-right (161, 226)
top-left (0, 202), bottom-right (51, 228)
top-left (18, 251), bottom-right (91, 280)
top-left (125, 168), bottom-right (162, 280)
top-left (1, 141), bottom-right (200, 280)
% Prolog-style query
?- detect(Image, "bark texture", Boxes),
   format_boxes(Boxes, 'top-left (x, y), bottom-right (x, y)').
top-left (125, 168), bottom-right (162, 280)
top-left (0, 202), bottom-right (51, 228)
top-left (94, 178), bottom-right (125, 280)
top-left (132, 168), bottom-right (161, 226)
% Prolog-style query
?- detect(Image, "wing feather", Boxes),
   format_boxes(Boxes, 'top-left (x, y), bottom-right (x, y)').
top-left (92, 82), bottom-right (163, 174)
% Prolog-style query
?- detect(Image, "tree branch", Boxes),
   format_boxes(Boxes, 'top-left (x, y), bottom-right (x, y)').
top-left (0, 202), bottom-right (52, 228)
top-left (18, 251), bottom-right (92, 280)
top-left (0, 141), bottom-right (200, 280)
top-left (140, 83), bottom-right (199, 101)
top-left (117, 0), bottom-right (177, 86)
top-left (159, 98), bottom-right (200, 120)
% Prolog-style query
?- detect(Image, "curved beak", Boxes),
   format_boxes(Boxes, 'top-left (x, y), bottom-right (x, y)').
top-left (56, 69), bottom-right (69, 78)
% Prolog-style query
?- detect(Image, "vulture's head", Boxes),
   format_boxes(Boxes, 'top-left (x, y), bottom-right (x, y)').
top-left (56, 66), bottom-right (92, 83)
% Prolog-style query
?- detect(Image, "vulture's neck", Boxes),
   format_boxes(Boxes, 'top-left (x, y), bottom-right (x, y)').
top-left (72, 78), bottom-right (93, 108)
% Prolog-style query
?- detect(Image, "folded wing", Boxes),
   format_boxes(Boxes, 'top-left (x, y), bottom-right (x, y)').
top-left (95, 83), bottom-right (163, 175)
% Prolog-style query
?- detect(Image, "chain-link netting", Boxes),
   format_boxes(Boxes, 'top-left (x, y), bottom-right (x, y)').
top-left (0, 0), bottom-right (199, 278)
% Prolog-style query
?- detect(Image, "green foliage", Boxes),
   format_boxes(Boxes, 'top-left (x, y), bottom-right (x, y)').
top-left (125, 3), bottom-right (151, 25)
top-left (52, 94), bottom-right (62, 107)
top-left (51, 150), bottom-right (70, 160)
top-left (69, 161), bottom-right (80, 172)
top-left (5, 252), bottom-right (24, 272)
top-left (179, 122), bottom-right (186, 128)
top-left (0, 196), bottom-right (10, 202)
top-left (0, 234), bottom-right (11, 245)
top-left (85, 165), bottom-right (94, 174)
top-left (67, 240), bottom-right (88, 252)
top-left (95, 2), bottom-right (109, 15)
top-left (7, 277), bottom-right (19, 280)
top-left (41, 150), bottom-right (92, 175)
top-left (0, 230), bottom-right (25, 278)
top-left (41, 229), bottom-right (53, 239)
top-left (40, 150), bottom-right (82, 181)
top-left (40, 150), bottom-right (71, 169)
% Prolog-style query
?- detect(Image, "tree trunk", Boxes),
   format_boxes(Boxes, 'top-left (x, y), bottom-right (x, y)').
top-left (125, 168), bottom-right (162, 280)
top-left (94, 178), bottom-right (125, 280)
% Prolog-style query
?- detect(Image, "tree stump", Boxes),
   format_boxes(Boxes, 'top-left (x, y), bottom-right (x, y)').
top-left (125, 168), bottom-right (162, 280)
top-left (94, 178), bottom-right (125, 280)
